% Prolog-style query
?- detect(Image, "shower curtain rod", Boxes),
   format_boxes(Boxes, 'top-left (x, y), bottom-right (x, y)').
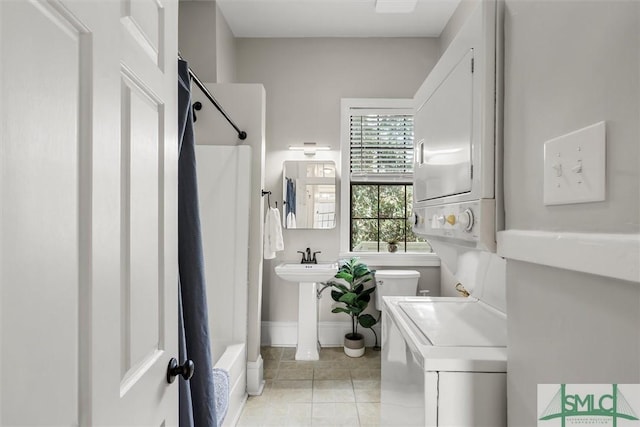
top-left (179, 54), bottom-right (247, 141)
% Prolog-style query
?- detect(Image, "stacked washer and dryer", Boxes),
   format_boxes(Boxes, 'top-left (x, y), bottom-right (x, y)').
top-left (378, 1), bottom-right (507, 426)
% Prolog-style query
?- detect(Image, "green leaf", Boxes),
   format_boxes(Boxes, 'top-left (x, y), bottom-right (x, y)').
top-left (331, 307), bottom-right (351, 314)
top-left (358, 314), bottom-right (377, 329)
top-left (338, 292), bottom-right (358, 306)
top-left (331, 283), bottom-right (349, 294)
top-left (352, 264), bottom-right (366, 274)
top-left (353, 263), bottom-right (371, 278)
top-left (335, 271), bottom-right (354, 284)
top-left (353, 276), bottom-right (372, 287)
top-left (358, 294), bottom-right (371, 303)
top-left (330, 290), bottom-right (343, 302)
top-left (356, 300), bottom-right (368, 310)
top-left (360, 287), bottom-right (376, 297)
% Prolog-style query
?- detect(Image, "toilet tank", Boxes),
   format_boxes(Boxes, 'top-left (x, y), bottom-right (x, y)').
top-left (374, 270), bottom-right (421, 311)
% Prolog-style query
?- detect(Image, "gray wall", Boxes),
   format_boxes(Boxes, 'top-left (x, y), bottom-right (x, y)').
top-left (504, 0), bottom-right (640, 234)
top-left (503, 1), bottom-right (640, 425)
top-left (215, 5), bottom-right (236, 83)
top-left (507, 261), bottom-right (640, 425)
top-left (235, 37), bottom-right (442, 322)
top-left (178, 1), bottom-right (237, 83)
top-left (179, 2), bottom-right (217, 82)
top-left (438, 0), bottom-right (479, 55)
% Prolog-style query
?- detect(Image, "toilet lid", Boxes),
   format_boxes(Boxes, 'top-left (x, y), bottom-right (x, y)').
top-left (399, 300), bottom-right (507, 347)
top-left (375, 270), bottom-right (420, 279)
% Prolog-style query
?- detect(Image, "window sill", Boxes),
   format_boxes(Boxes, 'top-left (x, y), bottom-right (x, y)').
top-left (338, 251), bottom-right (440, 267)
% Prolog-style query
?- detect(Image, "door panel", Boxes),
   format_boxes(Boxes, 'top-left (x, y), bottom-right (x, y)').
top-left (1, 0), bottom-right (178, 425)
top-left (121, 0), bottom-right (164, 67)
top-left (107, 0), bottom-right (178, 423)
top-left (120, 69), bottom-right (163, 385)
top-left (1, 1), bottom-right (86, 424)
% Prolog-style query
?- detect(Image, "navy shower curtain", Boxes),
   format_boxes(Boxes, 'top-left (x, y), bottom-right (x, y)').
top-left (178, 59), bottom-right (218, 427)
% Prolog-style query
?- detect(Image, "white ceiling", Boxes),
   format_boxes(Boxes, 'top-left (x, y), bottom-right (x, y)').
top-left (207, 0), bottom-right (460, 38)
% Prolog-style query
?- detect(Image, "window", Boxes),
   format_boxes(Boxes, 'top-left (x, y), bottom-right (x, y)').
top-left (340, 99), bottom-right (431, 254)
top-left (351, 183), bottom-right (428, 252)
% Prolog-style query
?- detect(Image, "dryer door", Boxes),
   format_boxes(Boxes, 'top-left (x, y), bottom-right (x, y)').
top-left (414, 49), bottom-right (474, 203)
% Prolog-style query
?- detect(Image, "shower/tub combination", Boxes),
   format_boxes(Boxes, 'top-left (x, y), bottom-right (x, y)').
top-left (196, 144), bottom-right (251, 426)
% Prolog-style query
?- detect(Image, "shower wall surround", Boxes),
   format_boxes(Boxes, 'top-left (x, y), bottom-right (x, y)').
top-left (192, 82), bottom-right (266, 396)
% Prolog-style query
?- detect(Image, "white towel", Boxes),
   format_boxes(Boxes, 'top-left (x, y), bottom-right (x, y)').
top-left (286, 211), bottom-right (297, 229)
top-left (264, 207), bottom-right (284, 259)
top-left (212, 367), bottom-right (230, 427)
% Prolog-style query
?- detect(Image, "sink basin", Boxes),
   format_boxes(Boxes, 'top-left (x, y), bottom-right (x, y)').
top-left (275, 262), bottom-right (338, 283)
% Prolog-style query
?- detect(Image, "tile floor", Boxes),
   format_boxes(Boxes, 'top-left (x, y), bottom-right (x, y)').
top-left (237, 346), bottom-right (381, 426)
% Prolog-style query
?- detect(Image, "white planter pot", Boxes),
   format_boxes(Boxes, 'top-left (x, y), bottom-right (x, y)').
top-left (344, 333), bottom-right (365, 358)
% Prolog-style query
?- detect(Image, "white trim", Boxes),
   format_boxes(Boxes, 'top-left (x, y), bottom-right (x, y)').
top-left (497, 230), bottom-right (640, 283)
top-left (261, 321), bottom-right (382, 347)
top-left (246, 356), bottom-right (265, 396)
top-left (260, 321), bottom-right (298, 346)
top-left (222, 393), bottom-right (247, 427)
top-left (339, 252), bottom-right (440, 267)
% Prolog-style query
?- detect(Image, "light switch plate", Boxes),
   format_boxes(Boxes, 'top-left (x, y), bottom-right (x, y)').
top-left (543, 121), bottom-right (606, 206)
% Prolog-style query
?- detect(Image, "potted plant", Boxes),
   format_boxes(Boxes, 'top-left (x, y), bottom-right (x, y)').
top-left (387, 239), bottom-right (399, 253)
top-left (324, 258), bottom-right (377, 357)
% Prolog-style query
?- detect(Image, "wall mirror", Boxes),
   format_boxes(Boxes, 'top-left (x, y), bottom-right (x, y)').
top-left (282, 161), bottom-right (336, 229)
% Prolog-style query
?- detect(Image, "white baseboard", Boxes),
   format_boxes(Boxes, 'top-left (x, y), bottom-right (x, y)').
top-left (261, 321), bottom-right (382, 347)
top-left (246, 355), bottom-right (265, 396)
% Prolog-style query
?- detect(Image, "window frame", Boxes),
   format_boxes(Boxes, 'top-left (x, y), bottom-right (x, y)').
top-left (339, 99), bottom-right (439, 266)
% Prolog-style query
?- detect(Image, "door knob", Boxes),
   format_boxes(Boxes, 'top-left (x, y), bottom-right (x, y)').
top-left (167, 358), bottom-right (195, 383)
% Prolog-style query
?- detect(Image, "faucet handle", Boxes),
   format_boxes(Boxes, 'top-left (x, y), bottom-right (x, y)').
top-left (297, 250), bottom-right (307, 263)
top-left (312, 251), bottom-right (321, 264)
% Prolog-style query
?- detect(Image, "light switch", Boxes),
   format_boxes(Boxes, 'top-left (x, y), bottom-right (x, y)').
top-left (543, 121), bottom-right (606, 206)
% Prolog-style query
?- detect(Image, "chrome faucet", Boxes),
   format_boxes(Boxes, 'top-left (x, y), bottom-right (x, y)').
top-left (297, 247), bottom-right (321, 264)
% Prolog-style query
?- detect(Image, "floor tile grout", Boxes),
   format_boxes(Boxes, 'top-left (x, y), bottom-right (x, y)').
top-left (238, 346), bottom-right (381, 426)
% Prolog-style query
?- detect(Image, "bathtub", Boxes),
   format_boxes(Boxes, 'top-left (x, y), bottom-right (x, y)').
top-left (214, 342), bottom-right (248, 427)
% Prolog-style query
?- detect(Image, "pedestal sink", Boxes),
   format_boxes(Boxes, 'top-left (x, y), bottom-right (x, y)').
top-left (275, 262), bottom-right (338, 360)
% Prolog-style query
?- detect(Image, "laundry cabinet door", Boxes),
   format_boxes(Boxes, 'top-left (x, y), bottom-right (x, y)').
top-left (0, 0), bottom-right (179, 425)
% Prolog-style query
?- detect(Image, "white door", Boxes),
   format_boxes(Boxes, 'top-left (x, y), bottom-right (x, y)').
top-left (0, 0), bottom-right (179, 425)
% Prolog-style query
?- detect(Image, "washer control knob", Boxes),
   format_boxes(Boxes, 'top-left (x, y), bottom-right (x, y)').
top-left (458, 209), bottom-right (474, 232)
top-left (446, 214), bottom-right (456, 225)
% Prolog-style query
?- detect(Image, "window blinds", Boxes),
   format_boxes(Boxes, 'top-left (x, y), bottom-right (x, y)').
top-left (350, 114), bottom-right (414, 182)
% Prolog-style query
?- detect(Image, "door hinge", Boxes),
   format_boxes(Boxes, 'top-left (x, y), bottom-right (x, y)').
top-left (471, 57), bottom-right (475, 73)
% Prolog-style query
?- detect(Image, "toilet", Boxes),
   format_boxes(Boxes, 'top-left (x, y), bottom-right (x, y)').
top-left (374, 270), bottom-right (421, 311)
